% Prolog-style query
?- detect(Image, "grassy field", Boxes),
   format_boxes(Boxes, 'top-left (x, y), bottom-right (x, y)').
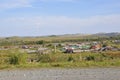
top-left (0, 49), bottom-right (120, 69)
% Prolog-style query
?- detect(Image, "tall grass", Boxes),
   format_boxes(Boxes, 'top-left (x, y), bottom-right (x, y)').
top-left (37, 51), bottom-right (120, 62)
top-left (0, 49), bottom-right (28, 65)
top-left (0, 49), bottom-right (120, 69)
top-left (9, 53), bottom-right (27, 65)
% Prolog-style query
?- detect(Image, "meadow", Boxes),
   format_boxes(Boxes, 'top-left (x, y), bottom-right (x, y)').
top-left (0, 34), bottom-right (120, 69)
top-left (0, 49), bottom-right (120, 69)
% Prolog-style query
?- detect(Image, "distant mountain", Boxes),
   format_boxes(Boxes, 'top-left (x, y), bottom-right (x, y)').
top-left (59, 33), bottom-right (88, 37)
top-left (47, 33), bottom-right (88, 37)
top-left (48, 32), bottom-right (120, 37)
top-left (0, 32), bottom-right (120, 38)
top-left (93, 32), bottom-right (120, 37)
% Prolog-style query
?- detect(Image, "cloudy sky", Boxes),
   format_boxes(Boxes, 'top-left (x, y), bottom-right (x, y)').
top-left (0, 0), bottom-right (120, 37)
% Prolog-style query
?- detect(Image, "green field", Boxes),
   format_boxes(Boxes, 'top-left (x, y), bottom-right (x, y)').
top-left (0, 49), bottom-right (120, 69)
top-left (0, 34), bottom-right (120, 69)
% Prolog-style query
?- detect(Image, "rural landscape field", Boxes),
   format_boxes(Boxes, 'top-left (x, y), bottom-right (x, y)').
top-left (0, 33), bottom-right (120, 69)
top-left (0, 0), bottom-right (120, 80)
top-left (0, 33), bottom-right (120, 80)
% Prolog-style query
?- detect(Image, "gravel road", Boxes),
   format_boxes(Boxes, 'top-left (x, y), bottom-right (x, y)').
top-left (0, 68), bottom-right (120, 80)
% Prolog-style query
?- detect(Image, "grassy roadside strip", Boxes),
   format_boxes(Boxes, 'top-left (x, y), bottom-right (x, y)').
top-left (0, 49), bottom-right (120, 69)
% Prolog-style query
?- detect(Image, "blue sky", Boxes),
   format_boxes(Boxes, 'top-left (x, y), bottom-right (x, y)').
top-left (0, 0), bottom-right (120, 37)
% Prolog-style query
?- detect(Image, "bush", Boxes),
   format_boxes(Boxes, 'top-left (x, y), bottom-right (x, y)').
top-left (9, 53), bottom-right (27, 65)
top-left (67, 56), bottom-right (74, 62)
top-left (36, 40), bottom-right (45, 45)
top-left (37, 54), bottom-right (51, 63)
top-left (85, 55), bottom-right (95, 61)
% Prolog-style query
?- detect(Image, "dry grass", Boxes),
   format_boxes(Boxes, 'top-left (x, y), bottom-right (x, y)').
top-left (0, 49), bottom-right (120, 69)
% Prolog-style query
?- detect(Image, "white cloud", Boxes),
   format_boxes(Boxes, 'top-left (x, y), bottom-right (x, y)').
top-left (1, 0), bottom-right (120, 10)
top-left (0, 0), bottom-right (75, 9)
top-left (0, 14), bottom-right (120, 36)
top-left (0, 0), bottom-right (34, 9)
top-left (1, 14), bottom-right (120, 28)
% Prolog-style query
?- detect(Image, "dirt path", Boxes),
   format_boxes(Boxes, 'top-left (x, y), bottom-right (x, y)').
top-left (0, 68), bottom-right (120, 80)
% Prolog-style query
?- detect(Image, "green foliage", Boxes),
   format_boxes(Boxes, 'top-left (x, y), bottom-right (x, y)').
top-left (37, 54), bottom-right (51, 63)
top-left (9, 53), bottom-right (27, 65)
top-left (0, 48), bottom-right (120, 69)
top-left (85, 55), bottom-right (95, 61)
top-left (36, 40), bottom-right (45, 45)
top-left (67, 56), bottom-right (74, 62)
top-left (0, 35), bottom-right (120, 46)
top-left (9, 54), bottom-right (19, 65)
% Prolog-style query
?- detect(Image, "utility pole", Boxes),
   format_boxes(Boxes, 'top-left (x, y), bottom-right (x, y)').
top-left (54, 44), bottom-right (57, 53)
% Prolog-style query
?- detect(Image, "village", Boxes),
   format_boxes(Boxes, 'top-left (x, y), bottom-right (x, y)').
top-left (0, 0), bottom-right (120, 79)
top-left (20, 40), bottom-right (120, 54)
top-left (0, 36), bottom-right (120, 71)
top-left (0, 40), bottom-right (120, 55)
top-left (61, 41), bottom-right (120, 53)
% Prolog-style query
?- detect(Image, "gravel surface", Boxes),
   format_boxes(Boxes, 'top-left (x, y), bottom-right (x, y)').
top-left (0, 68), bottom-right (120, 80)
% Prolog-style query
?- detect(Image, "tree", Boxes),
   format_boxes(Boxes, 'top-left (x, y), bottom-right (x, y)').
top-left (36, 40), bottom-right (45, 45)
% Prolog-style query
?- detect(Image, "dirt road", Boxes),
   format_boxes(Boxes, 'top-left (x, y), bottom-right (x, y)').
top-left (0, 68), bottom-right (120, 80)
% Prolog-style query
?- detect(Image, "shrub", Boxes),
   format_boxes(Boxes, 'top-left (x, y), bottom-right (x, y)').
top-left (85, 55), bottom-right (95, 61)
top-left (9, 53), bottom-right (27, 65)
top-left (37, 54), bottom-right (51, 63)
top-left (67, 56), bottom-right (74, 62)
top-left (36, 40), bottom-right (45, 45)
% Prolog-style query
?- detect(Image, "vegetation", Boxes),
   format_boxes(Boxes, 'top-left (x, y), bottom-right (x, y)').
top-left (9, 53), bottom-right (27, 65)
top-left (0, 34), bottom-right (120, 69)
top-left (0, 34), bottom-right (120, 46)
top-left (0, 49), bottom-right (120, 69)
